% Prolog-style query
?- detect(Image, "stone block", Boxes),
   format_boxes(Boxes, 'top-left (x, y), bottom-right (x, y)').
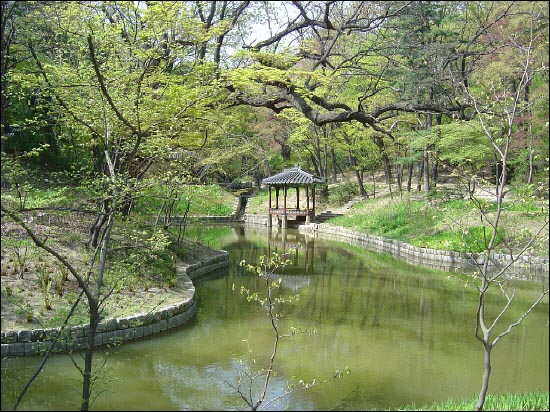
top-left (143, 324), bottom-right (153, 337)
top-left (168, 317), bottom-right (178, 329)
top-left (53, 341), bottom-right (67, 353)
top-left (93, 334), bottom-right (103, 346)
top-left (31, 329), bottom-right (45, 342)
top-left (4, 330), bottom-right (18, 344)
top-left (70, 326), bottom-right (84, 339)
top-left (18, 330), bottom-right (33, 343)
top-left (118, 317), bottom-right (129, 329)
top-left (1, 344), bottom-right (9, 357)
top-left (11, 343), bottom-right (26, 356)
top-left (135, 326), bottom-right (144, 339)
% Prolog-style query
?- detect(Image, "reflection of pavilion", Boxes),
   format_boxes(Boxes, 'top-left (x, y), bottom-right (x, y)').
top-left (262, 166), bottom-right (324, 229)
top-left (265, 272), bottom-right (311, 292)
top-left (266, 227), bottom-right (315, 275)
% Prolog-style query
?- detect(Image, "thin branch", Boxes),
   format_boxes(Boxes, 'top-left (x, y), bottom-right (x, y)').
top-left (491, 289), bottom-right (549, 347)
top-left (87, 36), bottom-right (141, 137)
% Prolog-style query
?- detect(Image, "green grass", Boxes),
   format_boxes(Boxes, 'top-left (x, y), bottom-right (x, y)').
top-left (443, 198), bottom-right (543, 213)
top-left (246, 189), bottom-right (270, 214)
top-left (396, 390), bottom-right (549, 411)
top-left (2, 177), bottom-right (236, 216)
top-left (132, 183), bottom-right (235, 216)
top-left (1, 185), bottom-right (88, 209)
top-left (329, 197), bottom-right (510, 253)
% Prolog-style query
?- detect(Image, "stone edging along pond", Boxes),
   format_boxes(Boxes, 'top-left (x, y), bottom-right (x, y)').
top-left (0, 252), bottom-right (230, 357)
top-left (299, 222), bottom-right (549, 280)
top-left (245, 214), bottom-right (548, 279)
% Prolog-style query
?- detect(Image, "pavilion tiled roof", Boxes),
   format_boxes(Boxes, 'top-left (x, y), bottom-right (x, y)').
top-left (262, 166), bottom-right (324, 185)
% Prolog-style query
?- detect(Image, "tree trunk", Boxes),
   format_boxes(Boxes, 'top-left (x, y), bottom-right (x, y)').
top-left (382, 153), bottom-right (392, 185)
top-left (406, 162), bottom-right (414, 192)
top-left (396, 163), bottom-right (403, 197)
top-left (81, 306), bottom-right (99, 411)
top-left (476, 344), bottom-right (492, 411)
top-left (281, 143), bottom-right (291, 162)
top-left (87, 205), bottom-right (108, 248)
top-left (323, 142), bottom-right (328, 181)
top-left (354, 170), bottom-right (368, 198)
top-left (348, 152), bottom-right (368, 197)
top-left (310, 154), bottom-right (321, 176)
top-left (263, 158), bottom-right (271, 178)
top-left (417, 161), bottom-right (424, 192)
top-left (431, 157), bottom-right (438, 187)
top-left (526, 121), bottom-right (534, 184)
top-left (331, 148), bottom-right (338, 183)
top-left (423, 145), bottom-right (430, 194)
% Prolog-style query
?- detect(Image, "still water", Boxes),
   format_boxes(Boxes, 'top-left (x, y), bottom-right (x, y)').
top-left (1, 225), bottom-right (548, 410)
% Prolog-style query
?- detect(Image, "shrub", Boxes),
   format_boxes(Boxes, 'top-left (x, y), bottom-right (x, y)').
top-left (328, 181), bottom-right (358, 204)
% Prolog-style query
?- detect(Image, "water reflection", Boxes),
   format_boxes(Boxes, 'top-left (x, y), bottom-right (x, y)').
top-left (1, 225), bottom-right (548, 411)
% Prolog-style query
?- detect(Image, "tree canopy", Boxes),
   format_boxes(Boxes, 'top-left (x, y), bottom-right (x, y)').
top-left (2, 1), bottom-right (548, 192)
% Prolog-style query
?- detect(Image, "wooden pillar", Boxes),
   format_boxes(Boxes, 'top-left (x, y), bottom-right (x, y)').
top-left (312, 185), bottom-right (316, 222)
top-left (275, 187), bottom-right (279, 209)
top-left (282, 185), bottom-right (288, 228)
top-left (296, 186), bottom-right (300, 210)
top-left (267, 186), bottom-right (272, 227)
top-left (306, 185), bottom-right (310, 223)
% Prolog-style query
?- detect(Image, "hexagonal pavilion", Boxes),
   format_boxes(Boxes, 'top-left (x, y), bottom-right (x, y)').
top-left (262, 165), bottom-right (324, 228)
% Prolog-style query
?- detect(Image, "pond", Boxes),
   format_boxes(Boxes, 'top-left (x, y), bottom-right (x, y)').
top-left (1, 224), bottom-right (548, 411)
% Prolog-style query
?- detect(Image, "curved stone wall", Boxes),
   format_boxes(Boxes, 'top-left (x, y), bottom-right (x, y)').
top-left (244, 214), bottom-right (548, 280)
top-left (1, 252), bottom-right (229, 357)
top-left (301, 223), bottom-right (549, 280)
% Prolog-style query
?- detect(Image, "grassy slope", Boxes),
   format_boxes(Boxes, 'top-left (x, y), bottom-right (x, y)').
top-left (328, 194), bottom-right (547, 255)
top-left (1, 182), bottom-right (236, 331)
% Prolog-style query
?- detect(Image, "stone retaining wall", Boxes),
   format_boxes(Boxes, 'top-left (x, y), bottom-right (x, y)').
top-left (186, 215), bottom-right (236, 223)
top-left (244, 213), bottom-right (548, 280)
top-left (1, 252), bottom-right (230, 357)
top-left (300, 223), bottom-right (549, 280)
top-left (244, 214), bottom-right (270, 226)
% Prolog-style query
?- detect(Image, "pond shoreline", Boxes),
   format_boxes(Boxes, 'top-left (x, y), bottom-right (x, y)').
top-left (0, 250), bottom-right (229, 357)
top-left (244, 214), bottom-right (549, 280)
top-left (3, 214), bottom-right (547, 357)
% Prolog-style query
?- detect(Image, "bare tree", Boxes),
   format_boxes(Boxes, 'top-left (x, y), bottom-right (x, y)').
top-left (232, 250), bottom-right (349, 411)
top-left (458, 4), bottom-right (549, 410)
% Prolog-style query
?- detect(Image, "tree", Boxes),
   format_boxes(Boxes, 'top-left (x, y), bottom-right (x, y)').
top-left (234, 250), bottom-right (349, 411)
top-left (2, 185), bottom-right (116, 411)
top-left (457, 3), bottom-right (549, 410)
top-left (12, 2), bottom-right (239, 245)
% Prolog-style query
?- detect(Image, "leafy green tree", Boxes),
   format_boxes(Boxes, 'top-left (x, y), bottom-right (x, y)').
top-left (13, 2), bottom-right (234, 245)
